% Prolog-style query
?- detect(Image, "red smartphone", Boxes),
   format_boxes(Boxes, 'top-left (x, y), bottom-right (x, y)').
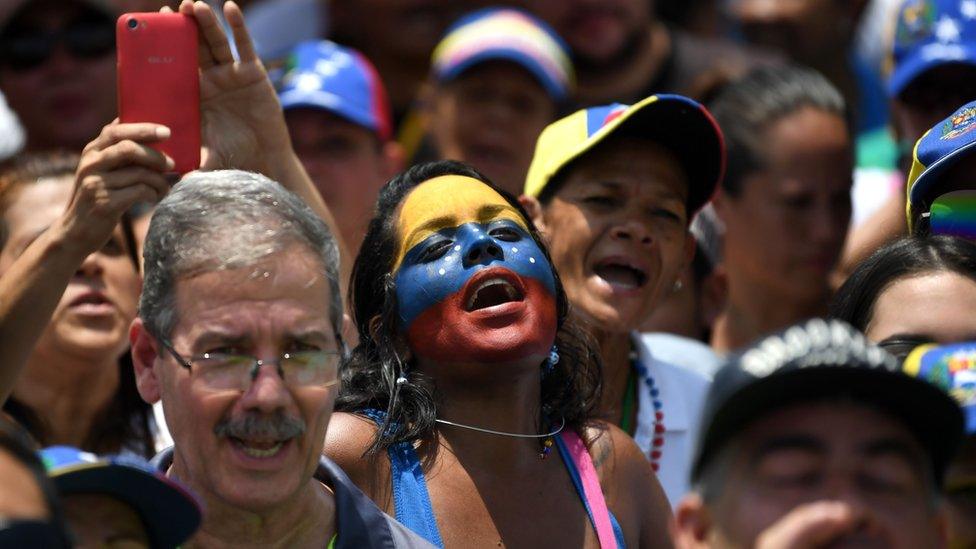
top-left (116, 13), bottom-right (200, 174)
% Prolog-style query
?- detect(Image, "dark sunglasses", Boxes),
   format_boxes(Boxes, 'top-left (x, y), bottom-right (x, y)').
top-left (0, 15), bottom-right (115, 72)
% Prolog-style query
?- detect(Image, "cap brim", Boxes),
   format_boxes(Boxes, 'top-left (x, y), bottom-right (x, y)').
top-left (909, 137), bottom-right (976, 218)
top-left (567, 95), bottom-right (724, 216)
top-left (888, 46), bottom-right (976, 97)
top-left (279, 90), bottom-right (379, 135)
top-left (51, 464), bottom-right (201, 548)
top-left (693, 366), bottom-right (964, 484)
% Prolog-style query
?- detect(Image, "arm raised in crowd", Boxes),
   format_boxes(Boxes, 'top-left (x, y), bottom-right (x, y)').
top-left (170, 0), bottom-right (351, 273)
top-left (0, 123), bottom-right (171, 404)
top-left (0, 0), bottom-right (350, 405)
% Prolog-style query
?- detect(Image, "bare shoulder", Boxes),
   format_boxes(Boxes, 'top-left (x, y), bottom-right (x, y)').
top-left (324, 412), bottom-right (393, 509)
top-left (324, 411), bottom-right (378, 468)
top-left (581, 421), bottom-right (650, 479)
top-left (582, 421), bottom-right (674, 549)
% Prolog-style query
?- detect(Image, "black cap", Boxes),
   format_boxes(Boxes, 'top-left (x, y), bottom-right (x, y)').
top-left (691, 318), bottom-right (965, 485)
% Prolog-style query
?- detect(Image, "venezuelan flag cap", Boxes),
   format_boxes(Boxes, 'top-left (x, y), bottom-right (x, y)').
top-left (431, 7), bottom-right (573, 102)
top-left (887, 0), bottom-right (976, 97)
top-left (906, 100), bottom-right (976, 232)
top-left (523, 94), bottom-right (725, 217)
top-left (40, 446), bottom-right (203, 548)
top-left (905, 342), bottom-right (976, 434)
top-left (277, 40), bottom-right (393, 141)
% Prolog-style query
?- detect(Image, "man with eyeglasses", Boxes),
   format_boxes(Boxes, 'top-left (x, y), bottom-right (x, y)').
top-left (129, 169), bottom-right (433, 548)
top-left (0, 0), bottom-right (118, 154)
top-left (907, 100), bottom-right (976, 239)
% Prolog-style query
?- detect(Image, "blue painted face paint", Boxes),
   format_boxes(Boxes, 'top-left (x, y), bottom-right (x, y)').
top-left (395, 219), bottom-right (556, 328)
top-left (391, 176), bottom-right (559, 363)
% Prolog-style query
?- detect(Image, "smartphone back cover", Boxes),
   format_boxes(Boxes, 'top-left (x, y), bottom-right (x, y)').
top-left (117, 13), bottom-right (200, 174)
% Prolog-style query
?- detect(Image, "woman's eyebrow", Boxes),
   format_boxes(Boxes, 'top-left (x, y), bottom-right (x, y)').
top-left (478, 203), bottom-right (524, 222)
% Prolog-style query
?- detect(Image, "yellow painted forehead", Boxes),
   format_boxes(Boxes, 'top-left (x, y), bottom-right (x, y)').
top-left (394, 175), bottom-right (529, 270)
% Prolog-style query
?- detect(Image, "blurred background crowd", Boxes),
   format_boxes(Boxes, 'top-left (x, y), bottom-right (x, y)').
top-left (4, 0), bottom-right (976, 547)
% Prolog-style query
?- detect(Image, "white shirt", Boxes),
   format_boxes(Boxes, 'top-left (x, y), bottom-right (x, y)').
top-left (632, 332), bottom-right (712, 506)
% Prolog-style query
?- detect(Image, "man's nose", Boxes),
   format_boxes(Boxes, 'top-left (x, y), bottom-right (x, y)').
top-left (240, 364), bottom-right (291, 413)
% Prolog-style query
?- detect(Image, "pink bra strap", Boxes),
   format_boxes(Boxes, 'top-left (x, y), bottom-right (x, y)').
top-left (560, 430), bottom-right (618, 549)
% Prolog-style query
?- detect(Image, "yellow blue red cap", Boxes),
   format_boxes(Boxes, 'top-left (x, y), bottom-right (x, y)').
top-left (906, 100), bottom-right (976, 232)
top-left (905, 342), bottom-right (976, 433)
top-left (431, 8), bottom-right (573, 101)
top-left (524, 94), bottom-right (725, 216)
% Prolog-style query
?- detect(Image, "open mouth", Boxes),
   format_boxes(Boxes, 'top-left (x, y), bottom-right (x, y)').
top-left (466, 278), bottom-right (525, 311)
top-left (593, 258), bottom-right (648, 289)
top-left (230, 437), bottom-right (289, 459)
top-left (69, 291), bottom-right (110, 307)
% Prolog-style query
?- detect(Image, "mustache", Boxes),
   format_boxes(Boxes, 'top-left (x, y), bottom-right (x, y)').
top-left (213, 412), bottom-right (306, 441)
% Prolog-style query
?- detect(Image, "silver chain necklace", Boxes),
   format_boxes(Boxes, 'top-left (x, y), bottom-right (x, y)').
top-left (434, 416), bottom-right (566, 438)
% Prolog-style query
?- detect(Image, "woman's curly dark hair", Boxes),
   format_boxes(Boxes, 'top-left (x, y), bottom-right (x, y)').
top-left (336, 160), bottom-right (602, 455)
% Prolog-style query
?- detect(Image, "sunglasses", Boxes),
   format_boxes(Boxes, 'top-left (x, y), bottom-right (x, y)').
top-left (0, 15), bottom-right (115, 72)
top-left (921, 190), bottom-right (976, 240)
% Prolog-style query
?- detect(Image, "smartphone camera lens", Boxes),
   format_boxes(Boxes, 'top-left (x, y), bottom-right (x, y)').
top-left (127, 18), bottom-right (138, 30)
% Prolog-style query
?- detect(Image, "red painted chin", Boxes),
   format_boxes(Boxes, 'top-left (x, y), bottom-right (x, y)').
top-left (406, 272), bottom-right (557, 364)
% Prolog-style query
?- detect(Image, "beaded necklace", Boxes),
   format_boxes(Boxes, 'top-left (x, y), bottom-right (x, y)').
top-left (629, 348), bottom-right (666, 472)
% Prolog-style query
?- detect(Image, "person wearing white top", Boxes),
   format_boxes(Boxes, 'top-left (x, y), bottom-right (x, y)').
top-left (633, 333), bottom-right (711, 505)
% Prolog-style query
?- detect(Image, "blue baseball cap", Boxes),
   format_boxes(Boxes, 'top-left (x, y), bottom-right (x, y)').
top-left (906, 100), bottom-right (976, 230)
top-left (431, 8), bottom-right (574, 102)
top-left (40, 446), bottom-right (202, 549)
top-left (888, 0), bottom-right (976, 97)
top-left (277, 40), bottom-right (393, 141)
top-left (905, 342), bottom-right (976, 433)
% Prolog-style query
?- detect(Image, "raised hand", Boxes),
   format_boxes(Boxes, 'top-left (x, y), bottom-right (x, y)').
top-left (63, 121), bottom-right (172, 254)
top-left (171, 0), bottom-right (292, 175)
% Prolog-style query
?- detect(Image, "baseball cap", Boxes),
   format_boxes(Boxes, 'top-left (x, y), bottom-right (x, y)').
top-left (524, 94), bottom-right (725, 217)
top-left (431, 7), bottom-right (573, 102)
top-left (691, 318), bottom-right (964, 485)
top-left (906, 100), bottom-right (976, 232)
top-left (277, 40), bottom-right (393, 141)
top-left (887, 0), bottom-right (976, 97)
top-left (905, 341), bottom-right (976, 434)
top-left (40, 446), bottom-right (202, 549)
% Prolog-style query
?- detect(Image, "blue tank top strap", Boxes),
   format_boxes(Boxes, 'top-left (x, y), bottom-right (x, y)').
top-left (553, 434), bottom-right (627, 548)
top-left (360, 409), bottom-right (444, 548)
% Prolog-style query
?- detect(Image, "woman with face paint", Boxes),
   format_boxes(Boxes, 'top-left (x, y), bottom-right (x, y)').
top-left (326, 161), bottom-right (673, 548)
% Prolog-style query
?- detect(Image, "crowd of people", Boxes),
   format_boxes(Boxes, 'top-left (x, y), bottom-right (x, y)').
top-left (1, 0), bottom-right (976, 547)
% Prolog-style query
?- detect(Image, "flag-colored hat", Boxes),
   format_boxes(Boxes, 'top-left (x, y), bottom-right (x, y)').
top-left (905, 341), bottom-right (976, 433)
top-left (277, 40), bottom-right (393, 141)
top-left (906, 100), bottom-right (976, 231)
top-left (887, 0), bottom-right (976, 97)
top-left (524, 94), bottom-right (725, 217)
top-left (41, 446), bottom-right (202, 549)
top-left (431, 7), bottom-right (573, 101)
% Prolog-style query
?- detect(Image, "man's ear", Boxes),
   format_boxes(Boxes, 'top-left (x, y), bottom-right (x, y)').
top-left (672, 493), bottom-right (714, 548)
top-left (518, 194), bottom-right (548, 236)
top-left (129, 318), bottom-right (162, 404)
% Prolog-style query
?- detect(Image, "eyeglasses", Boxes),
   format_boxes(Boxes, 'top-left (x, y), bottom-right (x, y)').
top-left (158, 339), bottom-right (342, 392)
top-left (0, 16), bottom-right (115, 72)
top-left (921, 190), bottom-right (976, 240)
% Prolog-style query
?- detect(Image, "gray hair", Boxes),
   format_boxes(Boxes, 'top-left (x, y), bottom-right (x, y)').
top-left (139, 170), bottom-right (342, 341)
